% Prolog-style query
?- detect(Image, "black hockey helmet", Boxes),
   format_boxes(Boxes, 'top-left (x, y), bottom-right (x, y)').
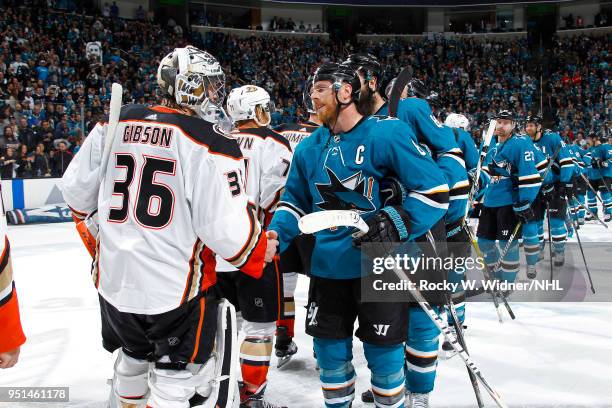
top-left (345, 53), bottom-right (383, 89)
top-left (406, 78), bottom-right (429, 99)
top-left (302, 74), bottom-right (315, 113)
top-left (525, 114), bottom-right (542, 125)
top-left (495, 109), bottom-right (515, 122)
top-left (426, 91), bottom-right (443, 109)
top-left (313, 62), bottom-right (361, 103)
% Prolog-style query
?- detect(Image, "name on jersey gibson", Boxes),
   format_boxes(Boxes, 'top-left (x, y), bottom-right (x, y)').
top-left (123, 124), bottom-right (173, 148)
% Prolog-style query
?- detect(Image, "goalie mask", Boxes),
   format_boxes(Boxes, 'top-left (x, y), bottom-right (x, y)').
top-left (444, 113), bottom-right (470, 131)
top-left (226, 85), bottom-right (275, 127)
top-left (157, 46), bottom-right (226, 119)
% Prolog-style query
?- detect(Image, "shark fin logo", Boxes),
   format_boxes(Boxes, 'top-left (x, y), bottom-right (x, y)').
top-left (315, 167), bottom-right (375, 213)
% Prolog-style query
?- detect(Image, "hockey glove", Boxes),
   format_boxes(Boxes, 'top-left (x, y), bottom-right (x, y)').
top-left (540, 183), bottom-right (554, 203)
top-left (592, 158), bottom-right (608, 169)
top-left (557, 182), bottom-right (574, 198)
top-left (379, 176), bottom-right (408, 207)
top-left (352, 206), bottom-right (411, 258)
top-left (513, 200), bottom-right (535, 223)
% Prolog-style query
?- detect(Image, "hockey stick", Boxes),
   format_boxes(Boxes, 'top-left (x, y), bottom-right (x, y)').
top-left (564, 196), bottom-right (596, 294)
top-left (299, 211), bottom-right (509, 408)
top-left (99, 82), bottom-right (123, 181)
top-left (595, 167), bottom-right (612, 196)
top-left (298, 210), bottom-right (369, 235)
top-left (466, 119), bottom-right (497, 219)
top-left (388, 66), bottom-right (413, 117)
top-left (446, 295), bottom-right (485, 408)
top-left (573, 199), bottom-right (608, 228)
top-left (462, 224), bottom-right (515, 321)
top-left (545, 202), bottom-right (554, 283)
top-left (424, 238), bottom-right (484, 408)
top-left (580, 173), bottom-right (606, 207)
top-left (491, 221), bottom-right (522, 279)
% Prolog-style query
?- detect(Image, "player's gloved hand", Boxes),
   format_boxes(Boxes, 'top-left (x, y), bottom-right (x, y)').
top-left (557, 182), bottom-right (574, 198)
top-left (513, 200), bottom-right (535, 223)
top-left (592, 158), bottom-right (603, 169)
top-left (379, 176), bottom-right (407, 207)
top-left (352, 206), bottom-right (411, 258)
top-left (470, 202), bottom-right (482, 219)
top-left (540, 183), bottom-right (554, 203)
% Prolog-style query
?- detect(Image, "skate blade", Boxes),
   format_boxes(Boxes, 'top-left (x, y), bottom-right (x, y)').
top-left (277, 355), bottom-right (294, 369)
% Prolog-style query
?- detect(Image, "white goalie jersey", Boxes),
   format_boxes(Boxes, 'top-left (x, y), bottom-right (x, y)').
top-left (216, 126), bottom-right (292, 272)
top-left (60, 105), bottom-right (267, 315)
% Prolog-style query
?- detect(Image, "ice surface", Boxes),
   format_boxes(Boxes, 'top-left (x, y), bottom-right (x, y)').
top-left (1, 222), bottom-right (611, 407)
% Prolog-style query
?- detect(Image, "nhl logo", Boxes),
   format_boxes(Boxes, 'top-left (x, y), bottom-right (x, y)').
top-left (254, 298), bottom-right (264, 308)
top-left (168, 337), bottom-right (180, 347)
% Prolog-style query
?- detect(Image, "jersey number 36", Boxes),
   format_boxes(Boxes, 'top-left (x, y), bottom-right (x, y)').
top-left (108, 153), bottom-right (176, 229)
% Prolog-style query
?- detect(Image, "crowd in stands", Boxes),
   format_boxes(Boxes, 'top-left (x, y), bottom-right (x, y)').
top-left (0, 0), bottom-right (609, 179)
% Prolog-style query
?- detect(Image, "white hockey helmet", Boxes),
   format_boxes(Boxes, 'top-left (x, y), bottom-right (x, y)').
top-left (226, 85), bottom-right (274, 126)
top-left (157, 45), bottom-right (225, 116)
top-left (444, 113), bottom-right (470, 131)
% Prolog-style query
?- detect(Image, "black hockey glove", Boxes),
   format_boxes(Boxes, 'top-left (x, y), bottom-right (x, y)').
top-left (592, 158), bottom-right (608, 169)
top-left (352, 206), bottom-right (411, 258)
top-left (540, 183), bottom-right (554, 203)
top-left (557, 182), bottom-right (574, 198)
top-left (513, 200), bottom-right (535, 223)
top-left (380, 176), bottom-right (407, 207)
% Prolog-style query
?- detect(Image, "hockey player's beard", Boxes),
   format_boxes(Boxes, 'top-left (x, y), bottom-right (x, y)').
top-left (356, 87), bottom-right (376, 116)
top-left (316, 101), bottom-right (340, 128)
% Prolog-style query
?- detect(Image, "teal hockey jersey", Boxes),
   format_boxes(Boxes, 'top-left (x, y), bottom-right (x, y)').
top-left (269, 115), bottom-right (450, 279)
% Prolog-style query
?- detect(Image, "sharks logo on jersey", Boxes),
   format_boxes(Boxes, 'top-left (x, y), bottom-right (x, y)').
top-left (314, 145), bottom-right (375, 213)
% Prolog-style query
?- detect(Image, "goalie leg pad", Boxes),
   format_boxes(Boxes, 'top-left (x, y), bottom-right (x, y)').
top-left (148, 358), bottom-right (215, 408)
top-left (111, 349), bottom-right (150, 406)
top-left (149, 300), bottom-right (238, 408)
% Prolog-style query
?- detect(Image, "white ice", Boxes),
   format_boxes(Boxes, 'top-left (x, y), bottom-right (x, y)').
top-left (1, 222), bottom-right (611, 407)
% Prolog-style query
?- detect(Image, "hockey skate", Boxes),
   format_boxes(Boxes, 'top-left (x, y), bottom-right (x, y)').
top-left (578, 217), bottom-right (585, 225)
top-left (361, 389), bottom-right (409, 405)
top-left (440, 325), bottom-right (466, 359)
top-left (361, 389), bottom-right (374, 403)
top-left (605, 213), bottom-right (612, 223)
top-left (526, 264), bottom-right (537, 279)
top-left (410, 392), bottom-right (429, 408)
top-left (240, 384), bottom-right (287, 408)
top-left (553, 251), bottom-right (565, 267)
top-left (275, 326), bottom-right (297, 369)
top-left (585, 212), bottom-right (596, 222)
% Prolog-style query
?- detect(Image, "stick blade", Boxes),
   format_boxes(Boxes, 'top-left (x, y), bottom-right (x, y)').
top-left (298, 210), bottom-right (368, 235)
top-left (388, 66), bottom-right (413, 117)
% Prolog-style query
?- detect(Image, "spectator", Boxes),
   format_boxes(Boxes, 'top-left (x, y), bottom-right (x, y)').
top-left (135, 5), bottom-right (146, 21)
top-left (2, 127), bottom-right (19, 151)
top-left (16, 144), bottom-right (32, 178)
top-left (0, 148), bottom-right (17, 179)
top-left (16, 117), bottom-right (36, 151)
top-left (51, 140), bottom-right (72, 176)
top-left (110, 2), bottom-right (119, 18)
top-left (31, 143), bottom-right (51, 177)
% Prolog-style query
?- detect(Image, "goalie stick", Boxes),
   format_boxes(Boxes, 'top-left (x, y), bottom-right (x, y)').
top-left (99, 82), bottom-right (123, 181)
top-left (298, 210), bottom-right (509, 408)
